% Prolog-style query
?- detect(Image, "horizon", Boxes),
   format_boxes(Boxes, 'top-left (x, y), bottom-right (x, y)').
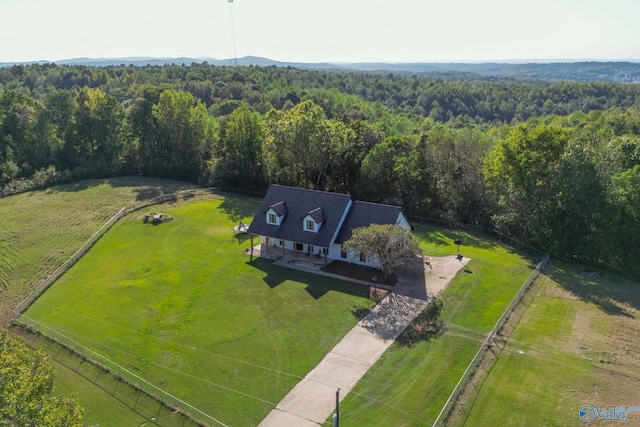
top-left (1, 0), bottom-right (638, 64)
top-left (3, 55), bottom-right (640, 67)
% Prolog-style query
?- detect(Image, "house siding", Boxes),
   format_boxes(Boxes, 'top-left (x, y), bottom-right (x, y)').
top-left (396, 212), bottom-right (412, 232)
top-left (249, 185), bottom-right (412, 270)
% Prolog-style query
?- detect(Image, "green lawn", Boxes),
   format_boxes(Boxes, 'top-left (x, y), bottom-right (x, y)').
top-left (9, 181), bottom-right (639, 426)
top-left (0, 176), bottom-right (196, 327)
top-left (335, 225), bottom-right (538, 426)
top-left (458, 263), bottom-right (640, 426)
top-left (1, 177), bottom-right (200, 426)
top-left (23, 195), bottom-right (375, 427)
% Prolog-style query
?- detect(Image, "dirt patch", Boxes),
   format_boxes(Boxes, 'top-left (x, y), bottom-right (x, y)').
top-left (322, 260), bottom-right (397, 286)
top-left (566, 289), bottom-right (640, 370)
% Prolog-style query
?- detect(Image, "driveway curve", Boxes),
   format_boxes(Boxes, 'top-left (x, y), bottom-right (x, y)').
top-left (258, 255), bottom-right (469, 427)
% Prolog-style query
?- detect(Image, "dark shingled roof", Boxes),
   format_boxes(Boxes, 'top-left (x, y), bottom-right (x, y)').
top-left (335, 201), bottom-right (404, 244)
top-left (248, 185), bottom-right (352, 247)
top-left (268, 201), bottom-right (288, 217)
top-left (307, 207), bottom-right (325, 223)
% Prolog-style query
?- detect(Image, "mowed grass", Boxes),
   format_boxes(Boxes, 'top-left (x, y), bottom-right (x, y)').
top-left (459, 262), bottom-right (640, 426)
top-left (0, 176), bottom-right (196, 327)
top-left (23, 195), bottom-right (376, 427)
top-left (335, 225), bottom-right (539, 426)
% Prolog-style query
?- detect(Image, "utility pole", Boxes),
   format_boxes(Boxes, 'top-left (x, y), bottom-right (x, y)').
top-left (333, 388), bottom-right (340, 427)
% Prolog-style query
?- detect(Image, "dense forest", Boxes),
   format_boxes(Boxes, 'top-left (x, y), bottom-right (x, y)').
top-left (1, 63), bottom-right (640, 276)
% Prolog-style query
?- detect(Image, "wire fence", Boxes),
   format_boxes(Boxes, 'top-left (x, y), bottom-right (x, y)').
top-left (11, 207), bottom-right (126, 317)
top-left (9, 188), bottom-right (248, 427)
top-left (12, 186), bottom-right (265, 318)
top-left (12, 317), bottom-right (225, 427)
top-left (408, 215), bottom-right (549, 261)
top-left (431, 254), bottom-right (550, 427)
top-left (9, 185), bottom-right (551, 427)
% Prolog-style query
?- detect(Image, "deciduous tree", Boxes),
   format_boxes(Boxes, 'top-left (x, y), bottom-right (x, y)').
top-left (0, 331), bottom-right (83, 426)
top-left (343, 224), bottom-right (422, 278)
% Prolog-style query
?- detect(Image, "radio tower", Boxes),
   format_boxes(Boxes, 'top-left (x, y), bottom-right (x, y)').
top-left (228, 0), bottom-right (238, 67)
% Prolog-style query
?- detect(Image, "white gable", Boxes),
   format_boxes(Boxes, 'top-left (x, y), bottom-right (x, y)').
top-left (395, 212), bottom-right (412, 232)
top-left (302, 214), bottom-right (321, 233)
top-left (266, 208), bottom-right (284, 226)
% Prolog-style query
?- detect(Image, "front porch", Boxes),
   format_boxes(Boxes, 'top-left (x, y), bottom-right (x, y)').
top-left (246, 243), bottom-right (395, 290)
top-left (247, 242), bottom-right (328, 264)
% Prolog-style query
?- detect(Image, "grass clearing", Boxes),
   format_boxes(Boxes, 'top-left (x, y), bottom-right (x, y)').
top-left (23, 195), bottom-right (375, 426)
top-left (1, 177), bottom-right (198, 426)
top-left (457, 262), bottom-right (640, 426)
top-left (12, 180), bottom-right (600, 426)
top-left (0, 176), bottom-right (196, 327)
top-left (335, 225), bottom-right (538, 426)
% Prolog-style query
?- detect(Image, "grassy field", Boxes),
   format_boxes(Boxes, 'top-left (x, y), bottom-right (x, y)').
top-left (0, 176), bottom-right (196, 327)
top-left (0, 177), bottom-right (196, 426)
top-left (334, 225), bottom-right (539, 426)
top-left (12, 179), bottom-right (633, 426)
top-left (22, 195), bottom-right (376, 427)
top-left (456, 262), bottom-right (640, 426)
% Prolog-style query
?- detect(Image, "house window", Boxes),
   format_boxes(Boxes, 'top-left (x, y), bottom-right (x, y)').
top-left (295, 243), bottom-right (304, 251)
top-left (323, 248), bottom-right (328, 255)
top-left (305, 220), bottom-right (315, 231)
top-left (268, 213), bottom-right (277, 224)
top-left (359, 253), bottom-right (367, 263)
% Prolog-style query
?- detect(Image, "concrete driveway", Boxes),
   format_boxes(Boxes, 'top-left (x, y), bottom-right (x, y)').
top-left (258, 255), bottom-right (469, 427)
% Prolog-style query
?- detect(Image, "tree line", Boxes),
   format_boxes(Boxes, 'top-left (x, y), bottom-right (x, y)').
top-left (1, 63), bottom-right (640, 276)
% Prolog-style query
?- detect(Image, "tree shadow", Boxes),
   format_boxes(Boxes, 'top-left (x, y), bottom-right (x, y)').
top-left (414, 224), bottom-right (499, 252)
top-left (45, 176), bottom-right (195, 196)
top-left (356, 293), bottom-right (429, 340)
top-left (217, 195), bottom-right (261, 223)
top-left (546, 261), bottom-right (639, 317)
top-left (350, 287), bottom-right (386, 320)
top-left (234, 232), bottom-right (251, 245)
top-left (351, 305), bottom-right (371, 320)
top-left (396, 298), bottom-right (446, 347)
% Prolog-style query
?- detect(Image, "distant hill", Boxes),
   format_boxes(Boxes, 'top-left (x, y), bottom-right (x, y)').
top-left (2, 56), bottom-right (640, 82)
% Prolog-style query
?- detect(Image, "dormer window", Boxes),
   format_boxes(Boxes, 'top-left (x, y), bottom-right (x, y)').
top-left (303, 207), bottom-right (324, 233)
top-left (265, 201), bottom-right (287, 226)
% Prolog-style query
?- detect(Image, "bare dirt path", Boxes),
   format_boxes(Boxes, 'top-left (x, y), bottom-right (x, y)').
top-left (258, 255), bottom-right (469, 427)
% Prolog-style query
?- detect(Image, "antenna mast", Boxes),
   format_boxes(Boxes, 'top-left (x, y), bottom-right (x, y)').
top-left (228, 0), bottom-right (238, 67)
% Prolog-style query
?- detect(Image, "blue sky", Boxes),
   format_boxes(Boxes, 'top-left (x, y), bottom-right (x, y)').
top-left (1, 0), bottom-right (639, 63)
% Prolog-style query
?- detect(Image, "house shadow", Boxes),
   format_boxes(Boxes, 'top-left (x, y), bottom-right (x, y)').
top-left (247, 257), bottom-right (368, 300)
top-left (545, 261), bottom-right (639, 317)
